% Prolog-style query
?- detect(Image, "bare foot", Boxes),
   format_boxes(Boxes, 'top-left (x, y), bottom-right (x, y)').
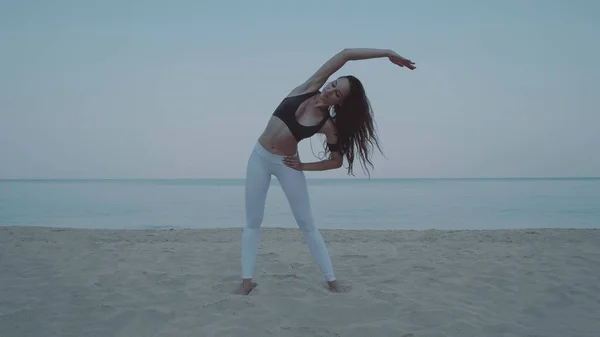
top-left (237, 279), bottom-right (256, 295)
top-left (328, 280), bottom-right (339, 292)
top-left (327, 280), bottom-right (350, 293)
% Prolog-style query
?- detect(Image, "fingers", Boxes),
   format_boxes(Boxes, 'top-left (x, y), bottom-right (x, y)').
top-left (400, 59), bottom-right (416, 69)
top-left (282, 156), bottom-right (297, 166)
top-left (398, 60), bottom-right (416, 70)
top-left (391, 55), bottom-right (416, 70)
top-left (282, 156), bottom-right (301, 170)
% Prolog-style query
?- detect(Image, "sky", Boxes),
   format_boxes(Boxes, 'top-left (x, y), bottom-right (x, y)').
top-left (1, 0), bottom-right (599, 179)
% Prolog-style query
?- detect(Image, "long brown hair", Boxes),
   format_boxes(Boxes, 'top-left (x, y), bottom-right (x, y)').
top-left (322, 75), bottom-right (384, 177)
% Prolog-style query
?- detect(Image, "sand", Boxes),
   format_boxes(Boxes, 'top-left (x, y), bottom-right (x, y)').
top-left (1, 226), bottom-right (599, 337)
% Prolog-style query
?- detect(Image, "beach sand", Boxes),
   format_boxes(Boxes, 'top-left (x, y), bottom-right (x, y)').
top-left (1, 226), bottom-right (599, 337)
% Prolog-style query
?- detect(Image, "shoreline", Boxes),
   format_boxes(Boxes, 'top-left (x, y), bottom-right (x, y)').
top-left (3, 225), bottom-right (599, 231)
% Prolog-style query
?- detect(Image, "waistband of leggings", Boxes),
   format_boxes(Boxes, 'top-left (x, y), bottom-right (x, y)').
top-left (253, 141), bottom-right (295, 165)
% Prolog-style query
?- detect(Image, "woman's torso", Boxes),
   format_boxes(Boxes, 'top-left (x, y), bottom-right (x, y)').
top-left (258, 91), bottom-right (329, 156)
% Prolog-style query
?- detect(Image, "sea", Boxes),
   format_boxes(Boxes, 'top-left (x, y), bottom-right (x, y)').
top-left (1, 178), bottom-right (599, 231)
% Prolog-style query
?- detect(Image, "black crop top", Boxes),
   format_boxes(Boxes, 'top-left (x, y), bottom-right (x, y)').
top-left (272, 91), bottom-right (329, 142)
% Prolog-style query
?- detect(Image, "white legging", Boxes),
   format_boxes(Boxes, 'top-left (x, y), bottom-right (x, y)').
top-left (241, 141), bottom-right (336, 282)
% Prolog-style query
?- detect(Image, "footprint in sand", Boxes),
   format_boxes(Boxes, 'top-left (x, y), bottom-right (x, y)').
top-left (202, 297), bottom-right (256, 312)
top-left (340, 254), bottom-right (369, 259)
top-left (258, 252), bottom-right (280, 260)
top-left (280, 326), bottom-right (337, 336)
top-left (367, 289), bottom-right (400, 302)
top-left (272, 274), bottom-right (302, 280)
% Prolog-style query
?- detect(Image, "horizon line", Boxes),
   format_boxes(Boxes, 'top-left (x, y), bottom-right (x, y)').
top-left (1, 177), bottom-right (599, 181)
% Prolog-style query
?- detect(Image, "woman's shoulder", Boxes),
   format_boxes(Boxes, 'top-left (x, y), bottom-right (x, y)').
top-left (284, 81), bottom-right (321, 98)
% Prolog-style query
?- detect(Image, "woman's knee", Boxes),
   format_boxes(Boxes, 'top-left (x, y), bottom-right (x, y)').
top-left (295, 215), bottom-right (316, 232)
top-left (245, 211), bottom-right (265, 229)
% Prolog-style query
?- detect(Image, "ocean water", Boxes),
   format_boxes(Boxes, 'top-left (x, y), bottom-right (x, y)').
top-left (0, 178), bottom-right (599, 230)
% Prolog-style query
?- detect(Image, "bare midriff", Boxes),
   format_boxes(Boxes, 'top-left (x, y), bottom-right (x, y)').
top-left (257, 116), bottom-right (300, 156)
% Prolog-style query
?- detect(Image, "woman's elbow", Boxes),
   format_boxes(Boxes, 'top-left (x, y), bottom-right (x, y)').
top-left (332, 157), bottom-right (343, 169)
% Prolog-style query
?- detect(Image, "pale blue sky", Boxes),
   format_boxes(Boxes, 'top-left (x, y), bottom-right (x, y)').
top-left (1, 0), bottom-right (599, 179)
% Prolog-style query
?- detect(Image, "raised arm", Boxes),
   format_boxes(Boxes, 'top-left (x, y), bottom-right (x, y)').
top-left (296, 48), bottom-right (415, 93)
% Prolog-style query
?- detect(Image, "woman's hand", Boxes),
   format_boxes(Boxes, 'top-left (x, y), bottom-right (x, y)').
top-left (283, 155), bottom-right (304, 171)
top-left (388, 52), bottom-right (416, 70)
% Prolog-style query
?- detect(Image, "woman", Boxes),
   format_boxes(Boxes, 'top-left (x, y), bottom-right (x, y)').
top-left (240, 48), bottom-right (415, 295)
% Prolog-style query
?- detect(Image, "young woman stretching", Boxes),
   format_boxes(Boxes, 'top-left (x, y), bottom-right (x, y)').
top-left (240, 48), bottom-right (416, 295)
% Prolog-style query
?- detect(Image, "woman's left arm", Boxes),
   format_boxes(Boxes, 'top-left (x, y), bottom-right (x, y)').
top-left (299, 48), bottom-right (415, 93)
top-left (283, 124), bottom-right (343, 171)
